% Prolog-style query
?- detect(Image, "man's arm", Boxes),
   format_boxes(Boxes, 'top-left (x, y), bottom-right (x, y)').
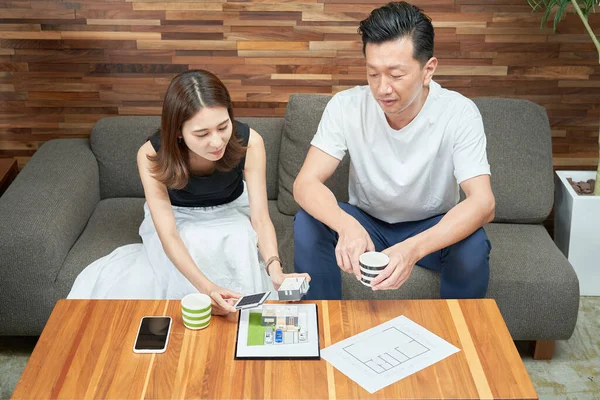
top-left (293, 146), bottom-right (375, 278)
top-left (409, 174), bottom-right (494, 259)
top-left (293, 146), bottom-right (343, 231)
top-left (370, 174), bottom-right (495, 290)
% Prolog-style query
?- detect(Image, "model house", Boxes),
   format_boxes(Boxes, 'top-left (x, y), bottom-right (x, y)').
top-left (277, 277), bottom-right (310, 301)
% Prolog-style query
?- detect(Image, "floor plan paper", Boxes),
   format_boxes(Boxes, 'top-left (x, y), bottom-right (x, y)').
top-left (320, 315), bottom-right (460, 393)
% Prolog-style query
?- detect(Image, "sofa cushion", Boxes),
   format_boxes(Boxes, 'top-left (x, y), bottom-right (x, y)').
top-left (341, 223), bottom-right (579, 340)
top-left (277, 94), bottom-right (350, 216)
top-left (55, 198), bottom-right (145, 297)
top-left (268, 200), bottom-right (295, 274)
top-left (237, 117), bottom-right (284, 200)
top-left (472, 98), bottom-right (553, 223)
top-left (91, 116), bottom-right (159, 199)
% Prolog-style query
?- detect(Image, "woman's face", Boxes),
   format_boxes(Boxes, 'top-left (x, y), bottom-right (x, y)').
top-left (180, 106), bottom-right (232, 161)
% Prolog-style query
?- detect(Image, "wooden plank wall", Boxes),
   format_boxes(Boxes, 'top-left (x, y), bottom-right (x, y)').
top-left (0, 0), bottom-right (599, 170)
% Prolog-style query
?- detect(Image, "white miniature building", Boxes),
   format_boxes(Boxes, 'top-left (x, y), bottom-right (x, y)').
top-left (299, 313), bottom-right (307, 342)
top-left (261, 306), bottom-right (309, 345)
top-left (262, 305), bottom-right (299, 329)
top-left (277, 277), bottom-right (310, 301)
top-left (261, 305), bottom-right (277, 326)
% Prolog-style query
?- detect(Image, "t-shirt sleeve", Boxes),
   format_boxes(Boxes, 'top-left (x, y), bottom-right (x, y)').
top-left (310, 95), bottom-right (347, 161)
top-left (452, 108), bottom-right (491, 185)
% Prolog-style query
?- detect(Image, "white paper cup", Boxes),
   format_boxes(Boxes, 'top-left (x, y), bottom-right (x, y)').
top-left (359, 252), bottom-right (389, 287)
top-left (182, 293), bottom-right (212, 313)
top-left (181, 293), bottom-right (212, 330)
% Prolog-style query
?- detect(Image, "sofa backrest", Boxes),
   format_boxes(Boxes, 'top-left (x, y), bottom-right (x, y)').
top-left (90, 116), bottom-right (284, 200)
top-left (472, 98), bottom-right (553, 223)
top-left (275, 94), bottom-right (554, 224)
top-left (276, 94), bottom-right (350, 215)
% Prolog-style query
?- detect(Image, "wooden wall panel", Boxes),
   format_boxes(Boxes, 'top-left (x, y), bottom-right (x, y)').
top-left (0, 0), bottom-right (598, 170)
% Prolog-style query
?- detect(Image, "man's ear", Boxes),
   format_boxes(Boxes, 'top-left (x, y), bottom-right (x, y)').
top-left (423, 57), bottom-right (438, 86)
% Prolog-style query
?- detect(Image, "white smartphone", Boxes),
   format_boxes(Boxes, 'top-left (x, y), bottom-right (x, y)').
top-left (233, 292), bottom-right (271, 310)
top-left (133, 316), bottom-right (172, 354)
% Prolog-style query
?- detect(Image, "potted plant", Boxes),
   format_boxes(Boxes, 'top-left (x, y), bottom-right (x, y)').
top-left (529, 0), bottom-right (600, 295)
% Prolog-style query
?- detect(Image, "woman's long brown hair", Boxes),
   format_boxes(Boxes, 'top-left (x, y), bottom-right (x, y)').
top-left (148, 69), bottom-right (246, 189)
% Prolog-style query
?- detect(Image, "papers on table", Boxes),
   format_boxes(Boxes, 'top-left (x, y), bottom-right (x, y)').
top-left (321, 315), bottom-right (460, 393)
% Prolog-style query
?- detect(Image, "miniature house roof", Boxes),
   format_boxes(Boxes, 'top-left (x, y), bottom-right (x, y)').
top-left (279, 277), bottom-right (307, 291)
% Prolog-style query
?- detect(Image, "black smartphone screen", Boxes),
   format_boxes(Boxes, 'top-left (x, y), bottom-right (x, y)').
top-left (135, 316), bottom-right (171, 350)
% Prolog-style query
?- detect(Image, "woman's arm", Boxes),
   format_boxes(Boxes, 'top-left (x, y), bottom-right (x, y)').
top-left (137, 142), bottom-right (238, 311)
top-left (244, 129), bottom-right (310, 289)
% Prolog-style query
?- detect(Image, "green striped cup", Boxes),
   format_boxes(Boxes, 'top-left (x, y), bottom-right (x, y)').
top-left (181, 293), bottom-right (212, 330)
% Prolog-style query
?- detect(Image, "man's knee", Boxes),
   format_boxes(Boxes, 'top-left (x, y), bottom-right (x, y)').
top-left (452, 228), bottom-right (491, 275)
top-left (293, 208), bottom-right (311, 227)
top-left (294, 208), bottom-right (321, 246)
top-left (441, 228), bottom-right (490, 298)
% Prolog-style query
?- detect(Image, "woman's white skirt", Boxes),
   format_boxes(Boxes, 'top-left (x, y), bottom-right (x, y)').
top-left (67, 184), bottom-right (276, 299)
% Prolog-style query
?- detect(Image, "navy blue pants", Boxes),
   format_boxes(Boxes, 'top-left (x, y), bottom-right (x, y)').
top-left (293, 202), bottom-right (491, 300)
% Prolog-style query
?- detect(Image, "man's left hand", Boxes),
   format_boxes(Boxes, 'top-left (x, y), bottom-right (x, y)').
top-left (370, 241), bottom-right (419, 291)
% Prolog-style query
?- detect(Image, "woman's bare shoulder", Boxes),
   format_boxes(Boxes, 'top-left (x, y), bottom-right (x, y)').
top-left (247, 128), bottom-right (264, 148)
top-left (137, 140), bottom-right (156, 161)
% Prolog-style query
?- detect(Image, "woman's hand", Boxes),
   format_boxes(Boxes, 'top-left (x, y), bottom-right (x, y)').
top-left (205, 284), bottom-right (241, 315)
top-left (270, 265), bottom-right (311, 291)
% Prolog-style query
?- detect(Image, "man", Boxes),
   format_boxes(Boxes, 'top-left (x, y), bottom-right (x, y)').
top-left (292, 1), bottom-right (495, 300)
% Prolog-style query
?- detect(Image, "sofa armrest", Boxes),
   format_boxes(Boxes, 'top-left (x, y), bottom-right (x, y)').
top-left (0, 139), bottom-right (100, 335)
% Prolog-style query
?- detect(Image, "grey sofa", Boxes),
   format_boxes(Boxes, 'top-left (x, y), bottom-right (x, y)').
top-left (0, 95), bottom-right (579, 349)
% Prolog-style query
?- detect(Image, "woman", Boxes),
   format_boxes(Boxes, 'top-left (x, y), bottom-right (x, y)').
top-left (68, 70), bottom-right (310, 315)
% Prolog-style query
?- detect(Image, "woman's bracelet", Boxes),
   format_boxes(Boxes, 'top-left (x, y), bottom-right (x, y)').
top-left (265, 256), bottom-right (282, 276)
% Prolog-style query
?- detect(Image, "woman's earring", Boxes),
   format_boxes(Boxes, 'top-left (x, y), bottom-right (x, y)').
top-left (177, 136), bottom-right (183, 144)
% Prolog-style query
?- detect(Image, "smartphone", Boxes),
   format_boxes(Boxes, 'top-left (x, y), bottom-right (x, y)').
top-left (133, 316), bottom-right (172, 354)
top-left (233, 292), bottom-right (271, 310)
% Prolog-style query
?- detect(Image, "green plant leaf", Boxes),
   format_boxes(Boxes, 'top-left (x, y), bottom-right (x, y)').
top-left (554, 0), bottom-right (569, 32)
top-left (528, 0), bottom-right (599, 30)
top-left (540, 0), bottom-right (558, 29)
top-left (527, 0), bottom-right (544, 11)
top-left (583, 0), bottom-right (599, 17)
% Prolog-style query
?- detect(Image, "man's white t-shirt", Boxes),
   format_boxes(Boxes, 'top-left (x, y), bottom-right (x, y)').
top-left (311, 80), bottom-right (491, 224)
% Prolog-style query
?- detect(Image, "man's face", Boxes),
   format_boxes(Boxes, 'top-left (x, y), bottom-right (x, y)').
top-left (181, 106), bottom-right (232, 161)
top-left (365, 37), bottom-right (434, 118)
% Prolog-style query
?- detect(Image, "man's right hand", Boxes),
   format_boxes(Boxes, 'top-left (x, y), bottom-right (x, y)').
top-left (335, 212), bottom-right (375, 280)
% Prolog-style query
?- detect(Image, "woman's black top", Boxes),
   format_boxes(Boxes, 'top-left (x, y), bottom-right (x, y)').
top-left (148, 120), bottom-right (249, 207)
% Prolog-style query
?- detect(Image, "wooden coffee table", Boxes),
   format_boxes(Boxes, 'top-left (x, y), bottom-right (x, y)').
top-left (12, 299), bottom-right (537, 399)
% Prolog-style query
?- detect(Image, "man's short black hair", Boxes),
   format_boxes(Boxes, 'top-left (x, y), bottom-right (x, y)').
top-left (358, 1), bottom-right (434, 67)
